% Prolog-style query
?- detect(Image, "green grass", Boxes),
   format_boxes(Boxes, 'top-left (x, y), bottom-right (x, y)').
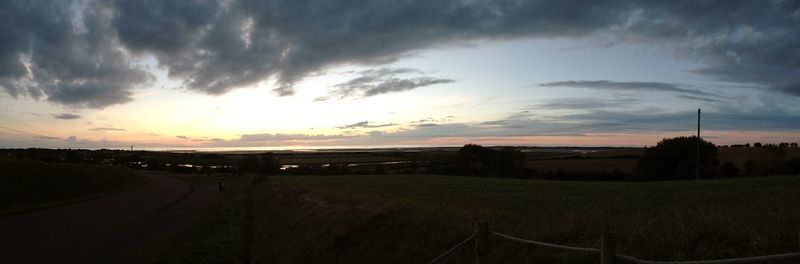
top-left (250, 174), bottom-right (800, 263)
top-left (0, 159), bottom-right (149, 215)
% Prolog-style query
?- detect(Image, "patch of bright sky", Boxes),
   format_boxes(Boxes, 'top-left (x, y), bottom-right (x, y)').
top-left (389, 37), bottom-right (720, 118)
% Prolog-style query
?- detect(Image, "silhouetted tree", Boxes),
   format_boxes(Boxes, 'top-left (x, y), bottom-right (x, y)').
top-left (146, 157), bottom-right (165, 170)
top-left (784, 157), bottom-right (800, 174)
top-left (634, 136), bottom-right (720, 180)
top-left (259, 153), bottom-right (280, 175)
top-left (455, 144), bottom-right (491, 175)
top-left (240, 155), bottom-right (260, 173)
top-left (64, 149), bottom-right (86, 163)
top-left (455, 144), bottom-right (525, 177)
top-left (720, 162), bottom-right (740, 178)
top-left (744, 160), bottom-right (758, 176)
top-left (754, 142), bottom-right (762, 147)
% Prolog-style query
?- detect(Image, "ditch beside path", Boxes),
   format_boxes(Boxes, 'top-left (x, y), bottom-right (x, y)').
top-left (0, 171), bottom-right (220, 263)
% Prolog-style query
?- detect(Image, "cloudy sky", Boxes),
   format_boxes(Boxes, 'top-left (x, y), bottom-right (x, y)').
top-left (1, 0), bottom-right (799, 150)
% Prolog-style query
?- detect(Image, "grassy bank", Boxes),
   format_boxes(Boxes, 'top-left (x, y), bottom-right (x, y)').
top-left (0, 159), bottom-right (149, 215)
top-left (155, 173), bottom-right (251, 263)
top-left (250, 174), bottom-right (800, 263)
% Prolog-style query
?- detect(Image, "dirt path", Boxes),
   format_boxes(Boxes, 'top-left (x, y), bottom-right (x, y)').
top-left (0, 171), bottom-right (220, 263)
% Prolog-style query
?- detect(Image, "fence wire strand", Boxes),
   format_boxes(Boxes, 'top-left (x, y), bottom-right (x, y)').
top-left (614, 252), bottom-right (800, 264)
top-left (492, 231), bottom-right (800, 264)
top-left (427, 233), bottom-right (476, 264)
top-left (492, 231), bottom-right (601, 254)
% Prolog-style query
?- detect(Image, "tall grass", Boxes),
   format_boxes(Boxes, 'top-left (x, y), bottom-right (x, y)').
top-left (251, 174), bottom-right (800, 263)
top-left (0, 158), bottom-right (149, 214)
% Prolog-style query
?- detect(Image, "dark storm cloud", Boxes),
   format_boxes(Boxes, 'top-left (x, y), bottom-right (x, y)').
top-left (2, 0), bottom-right (800, 107)
top-left (319, 68), bottom-right (454, 100)
top-left (538, 81), bottom-right (716, 97)
top-left (337, 121), bottom-right (396, 129)
top-left (53, 113), bottom-right (82, 120)
top-left (0, 0), bottom-right (153, 108)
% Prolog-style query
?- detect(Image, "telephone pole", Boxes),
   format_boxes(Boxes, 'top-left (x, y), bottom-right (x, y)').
top-left (696, 108), bottom-right (701, 179)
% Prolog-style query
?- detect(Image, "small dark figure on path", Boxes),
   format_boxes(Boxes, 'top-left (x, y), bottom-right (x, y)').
top-left (217, 176), bottom-right (226, 192)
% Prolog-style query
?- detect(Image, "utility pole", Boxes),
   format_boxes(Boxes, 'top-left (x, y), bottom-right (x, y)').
top-left (696, 108), bottom-right (701, 179)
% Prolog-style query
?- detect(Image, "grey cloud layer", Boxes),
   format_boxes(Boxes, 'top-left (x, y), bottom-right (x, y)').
top-left (539, 81), bottom-right (716, 97)
top-left (1, 0), bottom-right (153, 108)
top-left (319, 68), bottom-right (453, 100)
top-left (53, 113), bottom-right (82, 120)
top-left (90, 127), bottom-right (125, 131)
top-left (533, 97), bottom-right (639, 110)
top-left (1, 0), bottom-right (799, 108)
top-left (338, 121), bottom-right (397, 129)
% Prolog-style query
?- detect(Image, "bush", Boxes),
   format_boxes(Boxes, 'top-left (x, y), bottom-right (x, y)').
top-left (238, 153), bottom-right (280, 175)
top-left (784, 157), bottom-right (800, 174)
top-left (454, 144), bottom-right (525, 177)
top-left (635, 136), bottom-right (720, 180)
top-left (744, 160), bottom-right (758, 176)
top-left (720, 162), bottom-right (740, 178)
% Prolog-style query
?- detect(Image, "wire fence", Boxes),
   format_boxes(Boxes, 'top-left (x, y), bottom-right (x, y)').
top-left (427, 234), bottom-right (476, 264)
top-left (429, 222), bottom-right (800, 264)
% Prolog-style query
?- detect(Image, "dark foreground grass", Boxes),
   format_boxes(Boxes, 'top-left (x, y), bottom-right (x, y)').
top-left (251, 174), bottom-right (800, 263)
top-left (156, 174), bottom-right (251, 263)
top-left (0, 159), bottom-right (149, 215)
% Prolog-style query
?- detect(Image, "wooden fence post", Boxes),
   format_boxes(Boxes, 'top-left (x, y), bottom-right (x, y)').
top-left (601, 232), bottom-right (616, 264)
top-left (476, 222), bottom-right (489, 264)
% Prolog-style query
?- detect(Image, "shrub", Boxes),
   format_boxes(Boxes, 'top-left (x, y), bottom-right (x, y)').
top-left (720, 162), bottom-right (740, 178)
top-left (784, 157), bottom-right (800, 174)
top-left (744, 160), bottom-right (758, 176)
top-left (454, 144), bottom-right (525, 177)
top-left (635, 136), bottom-right (720, 180)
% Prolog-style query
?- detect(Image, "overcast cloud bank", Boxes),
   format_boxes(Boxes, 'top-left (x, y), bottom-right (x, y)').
top-left (1, 0), bottom-right (798, 108)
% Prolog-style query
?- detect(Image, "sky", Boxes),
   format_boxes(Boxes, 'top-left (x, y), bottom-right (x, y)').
top-left (1, 0), bottom-right (799, 150)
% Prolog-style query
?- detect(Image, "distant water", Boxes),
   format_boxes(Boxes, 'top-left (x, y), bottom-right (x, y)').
top-left (133, 145), bottom-right (460, 153)
top-left (129, 145), bottom-right (626, 153)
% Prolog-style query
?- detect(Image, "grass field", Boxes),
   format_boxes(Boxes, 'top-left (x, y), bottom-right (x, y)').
top-left (719, 147), bottom-right (800, 168)
top-left (248, 174), bottom-right (800, 263)
top-left (526, 158), bottom-right (638, 173)
top-left (0, 159), bottom-right (149, 215)
top-left (154, 173), bottom-right (251, 263)
top-left (524, 147), bottom-right (800, 176)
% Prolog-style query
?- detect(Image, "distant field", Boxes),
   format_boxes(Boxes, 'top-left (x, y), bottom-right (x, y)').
top-left (278, 154), bottom-right (404, 165)
top-left (526, 158), bottom-right (638, 173)
top-left (252, 174), bottom-right (800, 263)
top-left (718, 147), bottom-right (800, 168)
top-left (584, 148), bottom-right (644, 158)
top-left (0, 159), bottom-right (149, 215)
top-left (524, 147), bottom-right (800, 176)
